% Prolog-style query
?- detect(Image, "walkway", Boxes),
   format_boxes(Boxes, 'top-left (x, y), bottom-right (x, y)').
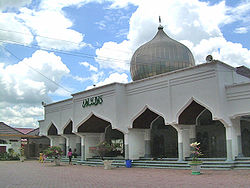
top-left (0, 160), bottom-right (250, 188)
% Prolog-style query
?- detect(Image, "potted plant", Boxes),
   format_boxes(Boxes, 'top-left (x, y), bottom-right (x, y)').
top-left (94, 141), bottom-right (114, 169)
top-left (43, 146), bottom-right (63, 166)
top-left (189, 142), bottom-right (203, 175)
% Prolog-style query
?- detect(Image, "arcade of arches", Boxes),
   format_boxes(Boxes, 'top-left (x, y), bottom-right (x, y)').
top-left (45, 101), bottom-right (250, 161)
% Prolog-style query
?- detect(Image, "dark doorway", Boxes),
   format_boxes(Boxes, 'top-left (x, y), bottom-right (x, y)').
top-left (241, 117), bottom-right (250, 157)
top-left (151, 117), bottom-right (178, 158)
top-left (196, 110), bottom-right (226, 158)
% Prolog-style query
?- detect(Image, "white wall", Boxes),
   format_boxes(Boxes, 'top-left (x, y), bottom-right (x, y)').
top-left (39, 61), bottom-right (250, 160)
top-left (0, 137), bottom-right (21, 154)
top-left (128, 129), bottom-right (145, 159)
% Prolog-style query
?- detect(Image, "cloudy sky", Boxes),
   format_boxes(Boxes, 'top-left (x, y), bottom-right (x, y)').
top-left (0, 0), bottom-right (250, 128)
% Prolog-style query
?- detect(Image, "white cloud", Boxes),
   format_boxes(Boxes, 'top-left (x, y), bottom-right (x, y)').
top-left (95, 40), bottom-right (132, 71)
top-left (71, 71), bottom-right (104, 83)
top-left (0, 13), bottom-right (33, 45)
top-left (79, 61), bottom-right (98, 72)
top-left (0, 49), bottom-right (70, 128)
top-left (86, 72), bottom-right (129, 90)
top-left (0, 103), bottom-right (43, 128)
top-left (96, 0), bottom-right (250, 72)
top-left (234, 27), bottom-right (248, 34)
top-left (0, 50), bottom-right (70, 104)
top-left (0, 0), bottom-right (31, 11)
top-left (192, 37), bottom-right (250, 67)
top-left (18, 8), bottom-right (85, 51)
top-left (38, 0), bottom-right (101, 11)
top-left (95, 21), bottom-right (106, 30)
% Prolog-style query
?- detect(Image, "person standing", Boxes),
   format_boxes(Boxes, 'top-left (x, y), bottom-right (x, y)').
top-left (68, 148), bottom-right (72, 165)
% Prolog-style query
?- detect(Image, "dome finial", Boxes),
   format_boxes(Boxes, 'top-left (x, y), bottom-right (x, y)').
top-left (158, 16), bottom-right (163, 30)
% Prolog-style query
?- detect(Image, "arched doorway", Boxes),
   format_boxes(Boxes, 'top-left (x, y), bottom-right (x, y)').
top-left (105, 126), bottom-right (124, 157)
top-left (132, 108), bottom-right (177, 158)
top-left (241, 116), bottom-right (250, 157)
top-left (197, 110), bottom-right (226, 157)
top-left (47, 123), bottom-right (66, 155)
top-left (178, 100), bottom-right (226, 158)
top-left (77, 114), bottom-right (124, 158)
top-left (151, 117), bottom-right (178, 158)
top-left (63, 121), bottom-right (81, 156)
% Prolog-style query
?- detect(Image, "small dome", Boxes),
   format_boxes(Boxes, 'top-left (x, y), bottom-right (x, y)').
top-left (130, 25), bottom-right (195, 81)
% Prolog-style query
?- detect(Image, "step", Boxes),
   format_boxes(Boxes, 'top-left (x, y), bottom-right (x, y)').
top-left (77, 157), bottom-right (250, 170)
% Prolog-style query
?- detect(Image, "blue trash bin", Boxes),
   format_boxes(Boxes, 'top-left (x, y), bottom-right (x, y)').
top-left (125, 159), bottom-right (132, 168)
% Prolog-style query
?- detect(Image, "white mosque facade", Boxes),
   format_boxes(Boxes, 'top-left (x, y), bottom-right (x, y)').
top-left (39, 25), bottom-right (250, 162)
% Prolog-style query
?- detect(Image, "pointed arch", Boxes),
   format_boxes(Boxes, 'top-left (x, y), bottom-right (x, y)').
top-left (195, 108), bottom-right (207, 125)
top-left (130, 105), bottom-right (167, 126)
top-left (76, 112), bottom-right (112, 133)
top-left (63, 119), bottom-right (73, 134)
top-left (176, 97), bottom-right (215, 124)
top-left (131, 105), bottom-right (167, 129)
top-left (47, 121), bottom-right (59, 135)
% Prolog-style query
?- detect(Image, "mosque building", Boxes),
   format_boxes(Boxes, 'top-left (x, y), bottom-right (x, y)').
top-left (39, 21), bottom-right (250, 162)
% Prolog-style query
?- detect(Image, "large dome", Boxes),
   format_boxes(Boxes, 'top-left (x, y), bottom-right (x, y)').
top-left (130, 25), bottom-right (195, 81)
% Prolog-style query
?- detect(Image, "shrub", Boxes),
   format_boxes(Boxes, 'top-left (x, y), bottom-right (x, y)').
top-left (43, 146), bottom-right (63, 159)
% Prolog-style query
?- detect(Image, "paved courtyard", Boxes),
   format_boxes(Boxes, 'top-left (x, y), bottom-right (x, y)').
top-left (0, 160), bottom-right (250, 188)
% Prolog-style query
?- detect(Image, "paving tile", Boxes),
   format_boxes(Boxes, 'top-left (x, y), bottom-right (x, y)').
top-left (0, 160), bottom-right (250, 188)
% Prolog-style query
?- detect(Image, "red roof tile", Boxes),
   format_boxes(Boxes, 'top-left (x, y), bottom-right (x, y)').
top-left (14, 128), bottom-right (34, 134)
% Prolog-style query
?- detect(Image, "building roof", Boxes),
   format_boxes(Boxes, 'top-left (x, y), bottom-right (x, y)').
top-left (236, 66), bottom-right (250, 78)
top-left (0, 122), bottom-right (24, 136)
top-left (0, 122), bottom-right (40, 138)
top-left (26, 128), bottom-right (40, 136)
top-left (130, 25), bottom-right (195, 81)
top-left (14, 128), bottom-right (34, 134)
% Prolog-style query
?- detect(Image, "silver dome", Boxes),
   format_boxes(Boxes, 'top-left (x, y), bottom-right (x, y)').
top-left (130, 25), bottom-right (195, 81)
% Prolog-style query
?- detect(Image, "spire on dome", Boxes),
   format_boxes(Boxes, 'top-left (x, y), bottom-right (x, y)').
top-left (158, 16), bottom-right (163, 30)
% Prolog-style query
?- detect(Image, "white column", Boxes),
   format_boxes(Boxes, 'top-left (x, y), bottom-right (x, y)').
top-left (231, 117), bottom-right (243, 158)
top-left (177, 129), bottom-right (183, 161)
top-left (189, 125), bottom-right (196, 144)
top-left (47, 136), bottom-right (53, 146)
top-left (144, 129), bottom-right (151, 158)
top-left (225, 126), bottom-right (233, 161)
top-left (61, 135), bottom-right (69, 157)
top-left (100, 133), bottom-right (105, 142)
top-left (124, 133), bottom-right (129, 160)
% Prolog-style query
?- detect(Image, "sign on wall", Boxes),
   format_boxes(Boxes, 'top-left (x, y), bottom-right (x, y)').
top-left (82, 96), bottom-right (103, 108)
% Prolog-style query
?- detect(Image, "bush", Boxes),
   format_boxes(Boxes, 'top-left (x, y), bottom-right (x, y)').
top-left (0, 148), bottom-right (19, 161)
top-left (43, 146), bottom-right (63, 159)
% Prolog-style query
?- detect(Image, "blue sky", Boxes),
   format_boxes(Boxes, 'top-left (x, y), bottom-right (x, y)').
top-left (0, 0), bottom-right (249, 128)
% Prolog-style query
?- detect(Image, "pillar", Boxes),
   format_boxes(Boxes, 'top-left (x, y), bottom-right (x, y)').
top-left (61, 135), bottom-right (69, 157)
top-left (47, 136), bottom-right (53, 146)
top-left (80, 136), bottom-right (85, 161)
top-left (231, 117), bottom-right (243, 158)
top-left (177, 129), bottom-right (183, 161)
top-left (144, 129), bottom-right (151, 158)
top-left (124, 134), bottom-right (129, 160)
top-left (189, 125), bottom-right (196, 144)
top-left (225, 126), bottom-right (233, 161)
